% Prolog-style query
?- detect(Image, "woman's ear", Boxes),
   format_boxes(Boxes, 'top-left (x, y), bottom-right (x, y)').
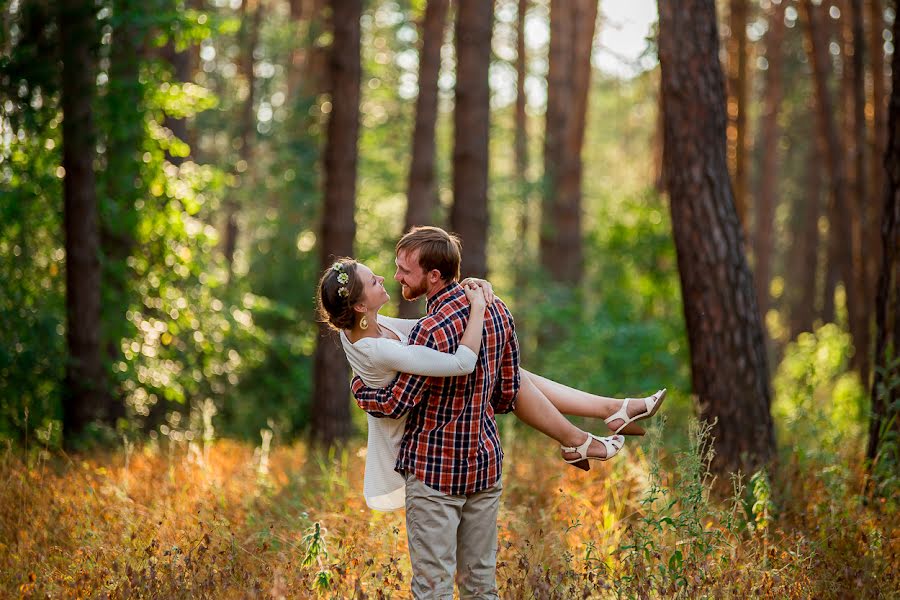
top-left (353, 303), bottom-right (367, 314)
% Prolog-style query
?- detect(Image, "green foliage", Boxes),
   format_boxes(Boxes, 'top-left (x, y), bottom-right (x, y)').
top-left (772, 323), bottom-right (868, 462)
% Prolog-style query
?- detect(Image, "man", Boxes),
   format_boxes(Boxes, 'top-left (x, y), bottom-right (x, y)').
top-left (352, 225), bottom-right (520, 599)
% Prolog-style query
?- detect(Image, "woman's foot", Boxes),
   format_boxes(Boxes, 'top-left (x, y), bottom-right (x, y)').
top-left (604, 389), bottom-right (667, 435)
top-left (561, 433), bottom-right (625, 471)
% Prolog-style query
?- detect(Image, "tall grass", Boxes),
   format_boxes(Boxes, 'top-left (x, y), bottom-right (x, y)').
top-left (2, 407), bottom-right (897, 598)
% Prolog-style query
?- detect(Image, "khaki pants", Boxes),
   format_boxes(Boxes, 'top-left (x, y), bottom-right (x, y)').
top-left (404, 472), bottom-right (502, 600)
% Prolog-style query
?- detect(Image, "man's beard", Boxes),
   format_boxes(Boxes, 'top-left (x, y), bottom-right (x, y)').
top-left (401, 281), bottom-right (428, 301)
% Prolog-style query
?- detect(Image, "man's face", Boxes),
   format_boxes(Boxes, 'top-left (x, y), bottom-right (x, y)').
top-left (394, 249), bottom-right (429, 301)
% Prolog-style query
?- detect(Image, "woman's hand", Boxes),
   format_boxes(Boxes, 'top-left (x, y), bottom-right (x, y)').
top-left (463, 281), bottom-right (488, 313)
top-left (460, 277), bottom-right (495, 304)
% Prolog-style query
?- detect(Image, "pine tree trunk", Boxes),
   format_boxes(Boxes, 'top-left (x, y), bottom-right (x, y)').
top-left (513, 0), bottom-right (531, 294)
top-left (103, 0), bottom-right (146, 423)
top-left (311, 0), bottom-right (362, 445)
top-left (223, 0), bottom-right (262, 281)
top-left (847, 0), bottom-right (872, 382)
top-left (540, 0), bottom-right (594, 284)
top-left (727, 0), bottom-right (750, 231)
top-left (400, 0), bottom-right (450, 318)
top-left (59, 0), bottom-right (109, 439)
top-left (802, 0), bottom-right (851, 326)
top-left (753, 0), bottom-right (786, 322)
top-left (658, 0), bottom-right (776, 476)
top-left (866, 4), bottom-right (899, 475)
top-left (450, 0), bottom-right (493, 280)
top-left (866, 0), bottom-right (887, 294)
top-left (789, 127), bottom-right (823, 339)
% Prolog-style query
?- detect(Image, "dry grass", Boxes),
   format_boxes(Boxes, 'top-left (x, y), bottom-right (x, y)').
top-left (1, 423), bottom-right (897, 599)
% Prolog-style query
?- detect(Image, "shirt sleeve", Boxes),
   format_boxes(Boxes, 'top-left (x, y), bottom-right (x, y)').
top-left (351, 323), bottom-right (438, 419)
top-left (490, 311), bottom-right (521, 414)
top-left (377, 315), bottom-right (420, 338)
top-left (370, 339), bottom-right (477, 377)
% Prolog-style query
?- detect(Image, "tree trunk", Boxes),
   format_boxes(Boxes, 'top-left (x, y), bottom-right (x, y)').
top-left (866, 4), bottom-right (899, 477)
top-left (540, 0), bottom-right (595, 284)
top-left (802, 0), bottom-right (851, 326)
top-left (658, 0), bottom-right (776, 476)
top-left (513, 0), bottom-right (531, 294)
top-left (450, 0), bottom-right (493, 280)
top-left (726, 0), bottom-right (750, 231)
top-left (753, 0), bottom-right (786, 322)
top-left (59, 0), bottom-right (110, 439)
top-left (400, 0), bottom-right (450, 318)
top-left (103, 0), bottom-right (146, 422)
top-left (789, 127), bottom-right (824, 339)
top-left (311, 0), bottom-right (362, 445)
top-left (866, 0), bottom-right (887, 295)
top-left (847, 0), bottom-right (872, 382)
top-left (223, 0), bottom-right (262, 281)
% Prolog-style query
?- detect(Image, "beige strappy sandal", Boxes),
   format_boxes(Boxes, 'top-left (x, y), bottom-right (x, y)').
top-left (604, 388), bottom-right (667, 435)
top-left (561, 433), bottom-right (625, 471)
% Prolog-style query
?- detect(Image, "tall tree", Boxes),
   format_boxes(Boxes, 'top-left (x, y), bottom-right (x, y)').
top-left (539, 0), bottom-right (597, 284)
top-left (103, 0), bottom-right (147, 422)
top-left (753, 0), bottom-right (787, 322)
top-left (726, 0), bottom-right (750, 231)
top-left (866, 0), bottom-right (887, 287)
top-left (223, 0), bottom-right (262, 282)
top-left (450, 0), bottom-right (493, 279)
top-left (867, 2), bottom-right (899, 477)
top-left (400, 0), bottom-right (450, 318)
top-left (788, 127), bottom-right (824, 339)
top-left (513, 0), bottom-right (532, 297)
top-left (802, 0), bottom-right (851, 325)
top-left (59, 0), bottom-right (110, 438)
top-left (658, 0), bottom-right (776, 476)
top-left (847, 0), bottom-right (872, 381)
top-left (311, 0), bottom-right (362, 444)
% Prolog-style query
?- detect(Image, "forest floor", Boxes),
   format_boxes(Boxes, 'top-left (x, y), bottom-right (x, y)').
top-left (2, 421), bottom-right (897, 599)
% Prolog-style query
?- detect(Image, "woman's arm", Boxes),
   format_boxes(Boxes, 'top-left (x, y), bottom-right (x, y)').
top-left (369, 284), bottom-right (488, 378)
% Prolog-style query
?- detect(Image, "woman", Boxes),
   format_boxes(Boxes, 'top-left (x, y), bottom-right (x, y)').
top-left (317, 258), bottom-right (666, 511)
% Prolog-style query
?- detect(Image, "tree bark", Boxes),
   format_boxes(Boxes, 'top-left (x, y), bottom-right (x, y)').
top-left (450, 0), bottom-right (493, 280)
top-left (866, 0), bottom-right (887, 294)
top-left (802, 0), bottom-right (852, 326)
top-left (658, 0), bottom-right (776, 476)
top-left (789, 126), bottom-right (824, 339)
top-left (223, 0), bottom-right (262, 282)
top-left (753, 0), bottom-right (787, 322)
top-left (866, 3), bottom-right (899, 476)
top-left (540, 0), bottom-right (596, 284)
top-left (400, 0), bottom-right (450, 318)
top-left (726, 0), bottom-right (750, 231)
top-left (513, 0), bottom-right (531, 294)
top-left (847, 0), bottom-right (872, 382)
top-left (59, 0), bottom-right (110, 439)
top-left (311, 0), bottom-right (362, 445)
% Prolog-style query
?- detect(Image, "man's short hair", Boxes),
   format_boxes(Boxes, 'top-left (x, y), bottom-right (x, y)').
top-left (396, 226), bottom-right (462, 282)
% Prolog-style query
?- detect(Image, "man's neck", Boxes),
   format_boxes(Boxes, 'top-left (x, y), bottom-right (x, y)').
top-left (426, 279), bottom-right (456, 300)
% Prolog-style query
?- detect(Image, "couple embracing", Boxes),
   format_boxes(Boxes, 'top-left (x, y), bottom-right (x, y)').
top-left (316, 226), bottom-right (666, 599)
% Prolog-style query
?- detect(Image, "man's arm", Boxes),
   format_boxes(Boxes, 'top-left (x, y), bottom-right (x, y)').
top-left (490, 311), bottom-right (520, 414)
top-left (351, 324), bottom-right (436, 418)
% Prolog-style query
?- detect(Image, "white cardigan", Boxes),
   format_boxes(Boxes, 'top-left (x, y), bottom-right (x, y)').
top-left (340, 314), bottom-right (478, 511)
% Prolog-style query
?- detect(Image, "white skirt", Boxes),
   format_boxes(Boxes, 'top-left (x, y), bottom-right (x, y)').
top-left (363, 413), bottom-right (408, 511)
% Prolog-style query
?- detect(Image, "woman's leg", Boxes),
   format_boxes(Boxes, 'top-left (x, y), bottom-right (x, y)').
top-left (514, 371), bottom-right (618, 462)
top-left (522, 369), bottom-right (653, 434)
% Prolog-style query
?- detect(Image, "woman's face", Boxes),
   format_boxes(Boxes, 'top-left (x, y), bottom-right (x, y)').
top-left (356, 263), bottom-right (390, 312)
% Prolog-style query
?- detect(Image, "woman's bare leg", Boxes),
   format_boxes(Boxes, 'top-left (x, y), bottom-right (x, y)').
top-left (514, 371), bottom-right (619, 463)
top-left (522, 369), bottom-right (654, 434)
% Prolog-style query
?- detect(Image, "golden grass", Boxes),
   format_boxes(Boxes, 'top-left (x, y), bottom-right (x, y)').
top-left (1, 426), bottom-right (897, 599)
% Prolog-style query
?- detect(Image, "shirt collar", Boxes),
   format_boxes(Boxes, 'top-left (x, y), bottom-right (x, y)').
top-left (426, 281), bottom-right (463, 315)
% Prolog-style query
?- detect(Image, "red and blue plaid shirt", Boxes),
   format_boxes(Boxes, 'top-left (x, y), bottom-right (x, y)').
top-left (351, 281), bottom-right (520, 496)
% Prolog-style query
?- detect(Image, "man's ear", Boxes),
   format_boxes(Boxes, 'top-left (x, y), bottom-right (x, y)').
top-left (427, 269), bottom-right (442, 284)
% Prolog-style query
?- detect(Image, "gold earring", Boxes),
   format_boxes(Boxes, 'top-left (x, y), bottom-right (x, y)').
top-left (360, 315), bottom-right (369, 330)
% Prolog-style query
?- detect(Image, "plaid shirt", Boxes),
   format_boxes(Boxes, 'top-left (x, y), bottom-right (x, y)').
top-left (351, 281), bottom-right (520, 496)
